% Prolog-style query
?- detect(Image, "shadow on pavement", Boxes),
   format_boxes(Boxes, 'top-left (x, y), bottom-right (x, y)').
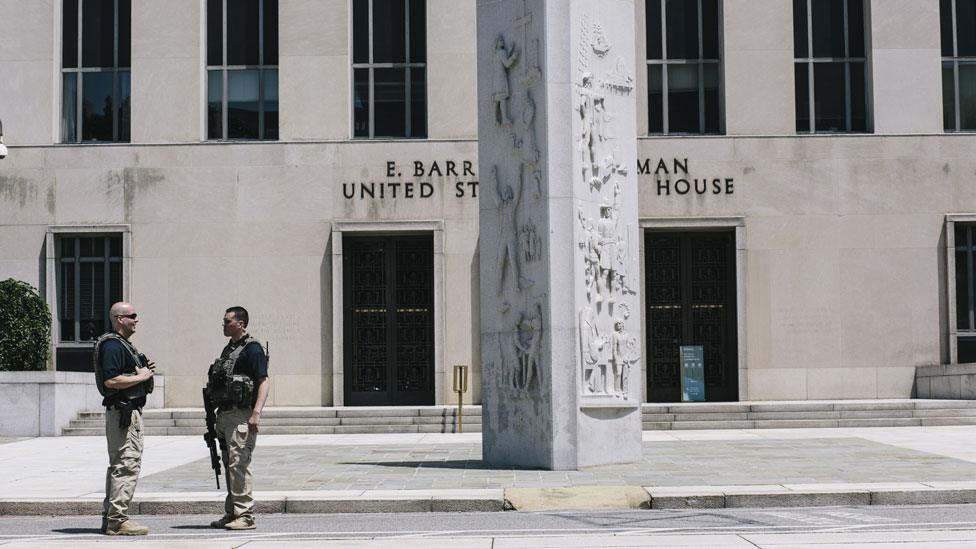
top-left (343, 460), bottom-right (540, 470)
top-left (51, 528), bottom-right (101, 534)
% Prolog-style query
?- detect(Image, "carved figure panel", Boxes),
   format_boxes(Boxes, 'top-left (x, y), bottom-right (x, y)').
top-left (574, 10), bottom-right (638, 401)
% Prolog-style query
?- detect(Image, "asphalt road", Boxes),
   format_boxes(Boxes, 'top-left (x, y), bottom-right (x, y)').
top-left (4, 505), bottom-right (976, 546)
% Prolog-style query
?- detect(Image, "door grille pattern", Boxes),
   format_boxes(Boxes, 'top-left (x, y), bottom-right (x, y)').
top-left (344, 235), bottom-right (434, 405)
top-left (646, 231), bottom-right (737, 402)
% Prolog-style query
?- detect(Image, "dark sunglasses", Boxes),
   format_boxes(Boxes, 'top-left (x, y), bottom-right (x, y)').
top-left (223, 318), bottom-right (237, 325)
top-left (114, 313), bottom-right (138, 320)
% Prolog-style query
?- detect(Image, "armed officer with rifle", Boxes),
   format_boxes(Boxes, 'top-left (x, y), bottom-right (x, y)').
top-left (203, 306), bottom-right (270, 530)
top-left (94, 302), bottom-right (155, 536)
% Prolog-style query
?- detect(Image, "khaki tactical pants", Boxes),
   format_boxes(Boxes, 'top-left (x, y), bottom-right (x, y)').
top-left (103, 408), bottom-right (144, 527)
top-left (216, 407), bottom-right (257, 519)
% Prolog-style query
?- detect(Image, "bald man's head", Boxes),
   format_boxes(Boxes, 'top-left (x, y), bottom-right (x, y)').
top-left (109, 302), bottom-right (139, 339)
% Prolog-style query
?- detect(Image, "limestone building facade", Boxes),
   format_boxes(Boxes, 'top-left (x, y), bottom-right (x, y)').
top-left (0, 0), bottom-right (974, 407)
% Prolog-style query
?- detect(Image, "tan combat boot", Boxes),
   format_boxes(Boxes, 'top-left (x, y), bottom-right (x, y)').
top-left (210, 514), bottom-right (234, 528)
top-left (105, 520), bottom-right (149, 536)
top-left (224, 515), bottom-right (256, 530)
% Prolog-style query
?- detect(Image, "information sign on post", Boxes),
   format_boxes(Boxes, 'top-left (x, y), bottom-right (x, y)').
top-left (680, 346), bottom-right (705, 402)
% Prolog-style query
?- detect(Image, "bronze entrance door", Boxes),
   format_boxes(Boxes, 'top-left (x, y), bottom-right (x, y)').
top-left (343, 234), bottom-right (434, 406)
top-left (645, 230), bottom-right (738, 402)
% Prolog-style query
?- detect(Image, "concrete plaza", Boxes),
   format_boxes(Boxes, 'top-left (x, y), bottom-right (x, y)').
top-left (5, 426), bottom-right (976, 513)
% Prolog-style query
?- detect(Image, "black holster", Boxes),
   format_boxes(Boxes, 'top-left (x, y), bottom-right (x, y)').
top-left (116, 401), bottom-right (134, 429)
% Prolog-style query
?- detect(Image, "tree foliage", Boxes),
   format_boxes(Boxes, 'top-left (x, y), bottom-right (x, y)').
top-left (0, 279), bottom-right (51, 371)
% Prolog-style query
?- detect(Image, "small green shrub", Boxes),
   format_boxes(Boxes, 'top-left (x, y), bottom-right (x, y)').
top-left (0, 278), bottom-right (51, 371)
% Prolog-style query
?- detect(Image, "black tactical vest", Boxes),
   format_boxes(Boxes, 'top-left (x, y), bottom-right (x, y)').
top-left (93, 332), bottom-right (153, 399)
top-left (206, 335), bottom-right (260, 408)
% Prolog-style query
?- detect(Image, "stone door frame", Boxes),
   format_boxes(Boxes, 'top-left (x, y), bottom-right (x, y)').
top-left (638, 216), bottom-right (747, 401)
top-left (331, 221), bottom-right (445, 406)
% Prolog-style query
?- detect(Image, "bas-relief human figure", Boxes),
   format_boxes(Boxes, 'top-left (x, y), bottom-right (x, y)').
top-left (493, 35), bottom-right (519, 126)
top-left (513, 303), bottom-right (543, 393)
top-left (493, 165), bottom-right (529, 297)
top-left (514, 89), bottom-right (540, 166)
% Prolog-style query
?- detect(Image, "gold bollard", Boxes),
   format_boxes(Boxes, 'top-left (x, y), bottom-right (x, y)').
top-left (452, 365), bottom-right (469, 433)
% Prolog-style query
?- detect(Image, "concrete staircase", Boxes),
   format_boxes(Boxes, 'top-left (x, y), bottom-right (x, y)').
top-left (642, 399), bottom-right (976, 430)
top-left (61, 400), bottom-right (976, 435)
top-left (62, 406), bottom-right (483, 436)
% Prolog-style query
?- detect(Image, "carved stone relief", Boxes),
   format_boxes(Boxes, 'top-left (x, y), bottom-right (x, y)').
top-left (575, 12), bottom-right (637, 400)
top-left (488, 0), bottom-right (547, 398)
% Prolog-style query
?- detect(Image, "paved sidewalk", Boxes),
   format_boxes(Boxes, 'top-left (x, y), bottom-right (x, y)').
top-left (5, 426), bottom-right (976, 513)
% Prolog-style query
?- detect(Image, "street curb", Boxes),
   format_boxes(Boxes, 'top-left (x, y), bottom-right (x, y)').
top-left (5, 485), bottom-right (976, 515)
top-left (644, 484), bottom-right (976, 509)
top-left (0, 490), bottom-right (506, 516)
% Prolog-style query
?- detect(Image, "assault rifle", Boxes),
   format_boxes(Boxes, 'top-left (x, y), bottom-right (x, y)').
top-left (202, 387), bottom-right (224, 489)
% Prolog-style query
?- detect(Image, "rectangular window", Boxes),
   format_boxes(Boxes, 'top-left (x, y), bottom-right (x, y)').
top-left (353, 0), bottom-right (427, 138)
top-left (794, 0), bottom-right (869, 133)
top-left (206, 0), bottom-right (279, 140)
top-left (646, 0), bottom-right (723, 135)
top-left (941, 0), bottom-right (976, 131)
top-left (956, 223), bottom-right (976, 363)
top-left (61, 0), bottom-right (131, 143)
top-left (56, 235), bottom-right (123, 371)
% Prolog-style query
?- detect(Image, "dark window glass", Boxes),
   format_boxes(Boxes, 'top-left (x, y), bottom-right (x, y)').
top-left (668, 64), bottom-right (699, 133)
top-left (666, 0), bottom-right (698, 59)
top-left (227, 69), bottom-right (260, 138)
top-left (795, 64), bottom-right (810, 132)
top-left (62, 72), bottom-right (78, 142)
top-left (60, 260), bottom-right (75, 342)
top-left (942, 0), bottom-right (955, 57)
top-left (811, 0), bottom-right (846, 58)
top-left (849, 62), bottom-right (866, 131)
top-left (959, 0), bottom-right (976, 56)
top-left (118, 0), bottom-right (131, 67)
top-left (956, 224), bottom-right (972, 330)
top-left (794, 0), bottom-right (808, 58)
top-left (264, 0), bottom-right (278, 64)
top-left (354, 0), bottom-right (426, 138)
top-left (410, 67), bottom-right (426, 137)
top-left (353, 0), bottom-right (369, 63)
top-left (82, 0), bottom-right (114, 68)
top-left (373, 67), bottom-right (406, 137)
top-left (110, 235), bottom-right (122, 257)
top-left (813, 62), bottom-right (846, 131)
top-left (409, 0), bottom-right (426, 63)
top-left (646, 0), bottom-right (662, 60)
top-left (648, 64), bottom-right (663, 132)
top-left (372, 0), bottom-right (407, 63)
top-left (945, 62), bottom-right (957, 129)
top-left (63, 0), bottom-right (79, 68)
top-left (847, 0), bottom-right (864, 58)
top-left (82, 71), bottom-right (115, 141)
top-left (354, 68), bottom-right (370, 137)
top-left (207, 0), bottom-right (223, 65)
top-left (227, 0), bottom-right (260, 66)
top-left (702, 0), bottom-right (719, 59)
top-left (118, 70), bottom-right (130, 142)
top-left (962, 64), bottom-right (976, 130)
top-left (208, 70), bottom-right (223, 139)
top-left (961, 337), bottom-right (976, 363)
top-left (57, 235), bottom-right (123, 345)
top-left (209, 0), bottom-right (276, 140)
top-left (264, 68), bottom-right (279, 140)
top-left (703, 64), bottom-right (720, 133)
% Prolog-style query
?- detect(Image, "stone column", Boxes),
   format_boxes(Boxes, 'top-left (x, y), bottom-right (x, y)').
top-left (477, 0), bottom-right (642, 470)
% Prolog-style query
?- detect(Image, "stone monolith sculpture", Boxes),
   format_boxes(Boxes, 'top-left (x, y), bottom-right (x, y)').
top-left (477, 0), bottom-right (641, 469)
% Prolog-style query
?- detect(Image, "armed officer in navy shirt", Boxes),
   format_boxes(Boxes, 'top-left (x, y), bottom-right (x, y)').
top-left (94, 302), bottom-right (155, 536)
top-left (206, 306), bottom-right (269, 530)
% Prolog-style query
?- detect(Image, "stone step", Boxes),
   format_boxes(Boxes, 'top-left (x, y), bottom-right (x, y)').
top-left (65, 400), bottom-right (976, 435)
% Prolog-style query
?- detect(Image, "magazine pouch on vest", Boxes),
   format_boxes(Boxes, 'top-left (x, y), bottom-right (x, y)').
top-left (93, 333), bottom-right (154, 399)
top-left (207, 336), bottom-right (258, 408)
